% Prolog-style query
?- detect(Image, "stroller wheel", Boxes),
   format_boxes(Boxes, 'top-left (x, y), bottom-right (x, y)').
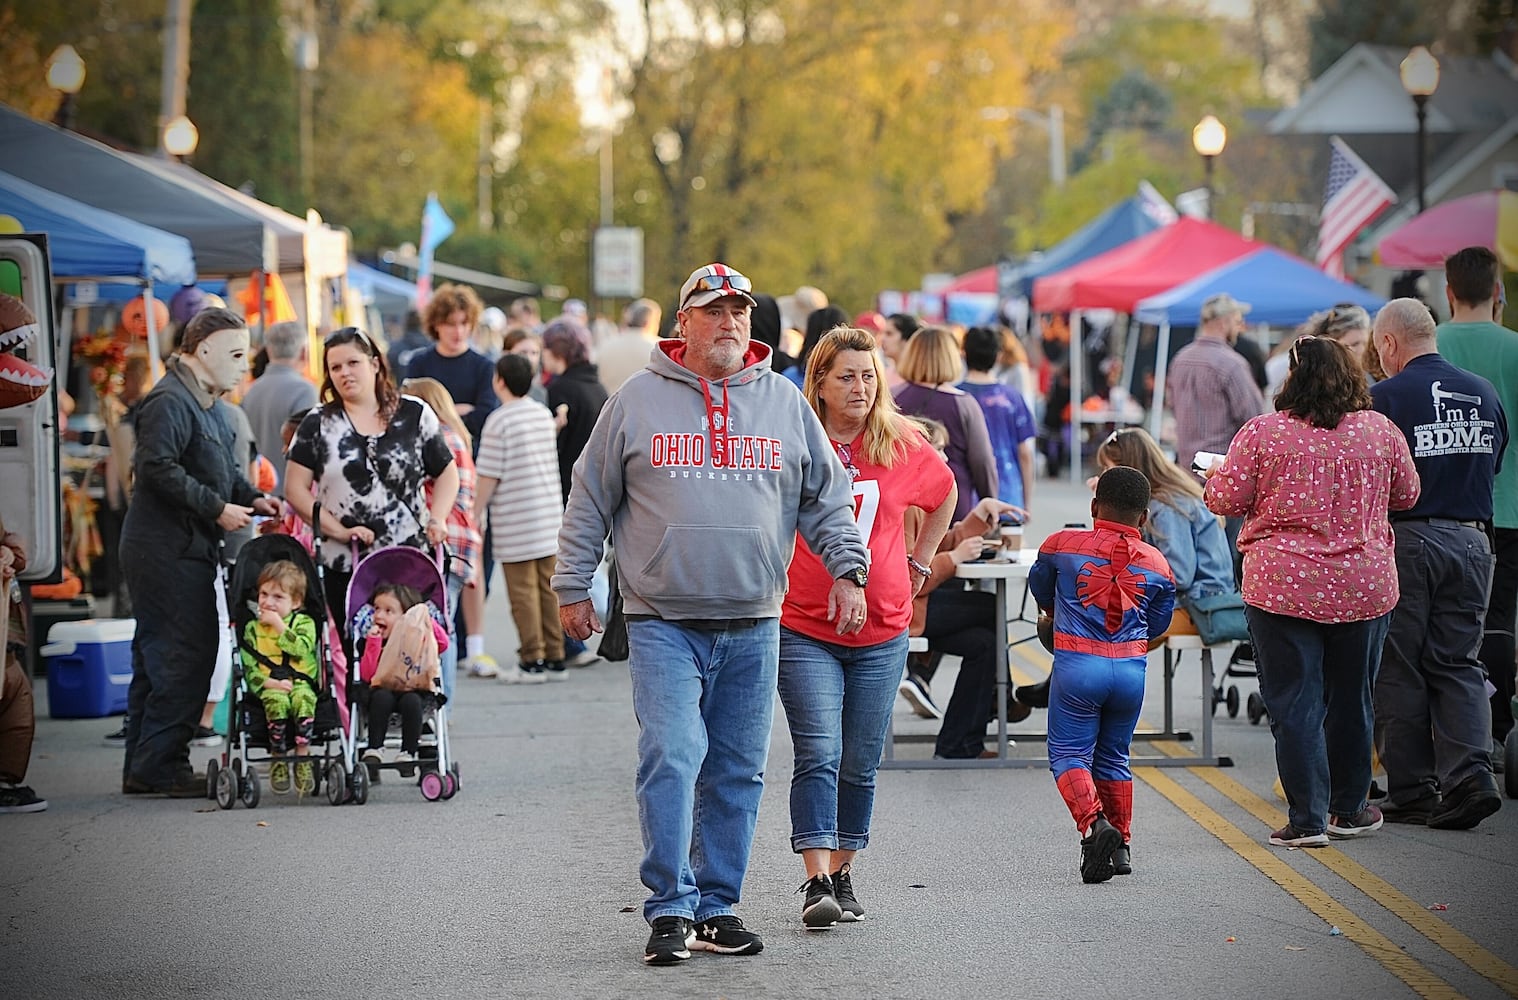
top-left (1247, 692), bottom-right (1267, 725)
top-left (352, 762), bottom-right (370, 805)
top-left (441, 770), bottom-right (458, 799)
top-left (325, 762), bottom-right (347, 806)
top-left (214, 764), bottom-right (239, 810)
top-left (206, 758), bottom-right (220, 801)
top-left (241, 767), bottom-right (262, 808)
top-left (420, 770), bottom-right (445, 801)
top-left (1225, 685), bottom-right (1240, 718)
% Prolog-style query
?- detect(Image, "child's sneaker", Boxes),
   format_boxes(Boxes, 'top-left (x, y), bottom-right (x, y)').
top-left (1080, 815), bottom-right (1122, 883)
top-left (563, 649), bottom-right (600, 668)
top-left (293, 759), bottom-right (316, 795)
top-left (0, 783), bottom-right (48, 813)
top-left (190, 725), bottom-right (222, 747)
top-left (361, 747), bottom-right (383, 767)
top-left (1112, 843), bottom-right (1133, 876)
top-left (543, 660), bottom-right (569, 682)
top-left (464, 654), bottom-right (500, 679)
top-left (394, 750), bottom-right (417, 777)
top-left (499, 661), bottom-right (548, 684)
top-left (269, 761), bottom-right (292, 794)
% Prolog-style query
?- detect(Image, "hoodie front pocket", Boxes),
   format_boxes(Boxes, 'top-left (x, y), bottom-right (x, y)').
top-left (640, 525), bottom-right (781, 600)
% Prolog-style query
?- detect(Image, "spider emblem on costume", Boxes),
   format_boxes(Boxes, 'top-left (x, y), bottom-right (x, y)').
top-left (1075, 536), bottom-right (1145, 633)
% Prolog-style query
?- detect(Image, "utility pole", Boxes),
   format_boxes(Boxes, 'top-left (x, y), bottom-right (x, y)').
top-left (298, 0), bottom-right (317, 207)
top-left (158, 0), bottom-right (193, 158)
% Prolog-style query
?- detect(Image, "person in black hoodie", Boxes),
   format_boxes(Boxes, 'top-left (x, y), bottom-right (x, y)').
top-left (543, 318), bottom-right (609, 505)
top-left (748, 293), bottom-right (796, 378)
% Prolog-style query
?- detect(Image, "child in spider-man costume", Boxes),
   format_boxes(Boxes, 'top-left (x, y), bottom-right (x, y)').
top-left (1028, 467), bottom-right (1175, 884)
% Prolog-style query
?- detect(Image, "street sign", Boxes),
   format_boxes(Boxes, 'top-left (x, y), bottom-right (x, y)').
top-left (593, 227), bottom-right (643, 298)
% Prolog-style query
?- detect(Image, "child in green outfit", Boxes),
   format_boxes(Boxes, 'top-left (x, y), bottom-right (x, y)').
top-left (241, 560), bottom-right (319, 794)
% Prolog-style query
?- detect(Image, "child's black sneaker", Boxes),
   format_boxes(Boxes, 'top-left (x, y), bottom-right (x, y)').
top-left (691, 914), bottom-right (764, 955)
top-left (543, 659), bottom-right (568, 682)
top-left (0, 783), bottom-right (47, 813)
top-left (1112, 843), bottom-right (1132, 876)
top-left (798, 873), bottom-right (842, 929)
top-left (832, 863), bottom-right (864, 921)
top-left (1080, 815), bottom-right (1122, 884)
top-left (643, 916), bottom-right (694, 965)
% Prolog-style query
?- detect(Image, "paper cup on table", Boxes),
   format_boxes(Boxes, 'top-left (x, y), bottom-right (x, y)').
top-left (999, 524), bottom-right (1023, 555)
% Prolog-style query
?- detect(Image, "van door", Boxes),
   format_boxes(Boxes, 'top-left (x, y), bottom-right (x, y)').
top-left (0, 234), bottom-right (62, 582)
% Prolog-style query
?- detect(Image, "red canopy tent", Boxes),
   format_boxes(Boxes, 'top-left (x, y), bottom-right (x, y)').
top-left (939, 265), bottom-right (997, 294)
top-left (1031, 217), bottom-right (1264, 313)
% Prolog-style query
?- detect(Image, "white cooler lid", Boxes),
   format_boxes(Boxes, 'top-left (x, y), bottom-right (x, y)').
top-left (46, 618), bottom-right (137, 644)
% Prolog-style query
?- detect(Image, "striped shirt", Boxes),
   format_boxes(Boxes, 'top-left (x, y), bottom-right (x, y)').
top-left (475, 397), bottom-right (563, 563)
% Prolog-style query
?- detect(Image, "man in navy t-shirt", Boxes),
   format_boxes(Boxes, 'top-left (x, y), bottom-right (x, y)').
top-left (402, 283), bottom-right (498, 450)
top-left (1370, 298), bottom-right (1508, 831)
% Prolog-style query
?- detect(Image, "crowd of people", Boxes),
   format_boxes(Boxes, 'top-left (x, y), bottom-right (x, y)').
top-left (1, 245), bottom-right (1511, 978)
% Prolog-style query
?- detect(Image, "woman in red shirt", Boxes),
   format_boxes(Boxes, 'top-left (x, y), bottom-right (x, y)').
top-left (1205, 337), bottom-right (1419, 849)
top-left (778, 327), bottom-right (956, 930)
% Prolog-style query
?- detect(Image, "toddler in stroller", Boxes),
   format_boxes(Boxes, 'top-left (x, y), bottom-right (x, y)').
top-left (359, 582), bottom-right (448, 775)
top-left (242, 559), bottom-right (321, 794)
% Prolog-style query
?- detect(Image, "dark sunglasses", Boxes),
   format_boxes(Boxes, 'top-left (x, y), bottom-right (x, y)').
top-left (683, 273), bottom-right (753, 305)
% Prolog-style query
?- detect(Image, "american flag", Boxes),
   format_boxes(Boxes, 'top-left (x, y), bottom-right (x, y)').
top-left (1316, 136), bottom-right (1396, 278)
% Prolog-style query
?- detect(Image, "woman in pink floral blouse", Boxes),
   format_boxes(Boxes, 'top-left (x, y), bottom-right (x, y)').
top-left (1204, 336), bottom-right (1419, 849)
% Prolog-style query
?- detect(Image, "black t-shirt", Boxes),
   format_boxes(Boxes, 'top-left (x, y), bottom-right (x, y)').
top-left (1371, 353), bottom-right (1508, 522)
top-left (402, 347), bottom-right (499, 448)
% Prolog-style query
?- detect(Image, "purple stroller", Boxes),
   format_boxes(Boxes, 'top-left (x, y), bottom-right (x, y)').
top-left (344, 543), bottom-right (459, 802)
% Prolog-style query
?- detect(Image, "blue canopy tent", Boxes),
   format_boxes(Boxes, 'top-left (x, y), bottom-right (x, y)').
top-left (349, 261), bottom-right (417, 312)
top-left (1133, 247), bottom-right (1386, 440)
top-left (0, 170), bottom-right (195, 285)
top-left (1005, 195), bottom-right (1167, 299)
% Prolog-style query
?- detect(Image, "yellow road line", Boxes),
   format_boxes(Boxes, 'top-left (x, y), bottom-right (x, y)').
top-left (1150, 740), bottom-right (1518, 997)
top-left (1137, 768), bottom-right (1463, 999)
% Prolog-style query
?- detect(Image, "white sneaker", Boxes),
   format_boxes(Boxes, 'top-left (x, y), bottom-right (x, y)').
top-left (361, 747), bottom-right (383, 767)
top-left (393, 750), bottom-right (416, 777)
top-left (563, 649), bottom-right (600, 668)
top-left (464, 654), bottom-right (500, 678)
top-left (499, 661), bottom-right (548, 684)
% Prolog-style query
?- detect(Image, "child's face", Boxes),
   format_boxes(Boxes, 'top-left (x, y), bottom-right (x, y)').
top-left (372, 592), bottom-right (404, 638)
top-left (258, 581), bottom-right (296, 619)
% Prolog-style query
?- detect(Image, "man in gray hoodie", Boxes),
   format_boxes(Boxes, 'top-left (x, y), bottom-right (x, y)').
top-left (556, 263), bottom-right (869, 965)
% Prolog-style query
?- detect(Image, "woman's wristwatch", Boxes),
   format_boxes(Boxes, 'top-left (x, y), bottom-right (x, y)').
top-left (906, 555), bottom-right (932, 578)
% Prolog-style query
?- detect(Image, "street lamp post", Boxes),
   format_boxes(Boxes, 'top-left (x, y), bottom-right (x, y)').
top-left (45, 44), bottom-right (86, 130)
top-left (1400, 46), bottom-right (1440, 215)
top-left (1192, 115), bottom-right (1227, 222)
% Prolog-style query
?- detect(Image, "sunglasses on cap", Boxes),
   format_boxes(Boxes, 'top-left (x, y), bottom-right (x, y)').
top-left (683, 272), bottom-right (753, 304)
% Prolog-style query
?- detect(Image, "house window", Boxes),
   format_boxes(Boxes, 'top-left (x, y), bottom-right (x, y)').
top-left (1495, 163), bottom-right (1518, 191)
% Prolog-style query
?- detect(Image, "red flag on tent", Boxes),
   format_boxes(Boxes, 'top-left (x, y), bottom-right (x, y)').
top-left (1316, 137), bottom-right (1395, 279)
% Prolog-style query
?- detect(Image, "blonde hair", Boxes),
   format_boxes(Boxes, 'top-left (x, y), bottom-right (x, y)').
top-left (1095, 428), bottom-right (1201, 511)
top-left (401, 376), bottom-right (472, 452)
top-left (803, 327), bottom-right (918, 467)
top-left (896, 325), bottom-right (962, 386)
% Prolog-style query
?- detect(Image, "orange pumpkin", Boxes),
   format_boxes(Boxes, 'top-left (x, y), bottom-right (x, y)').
top-left (121, 295), bottom-right (169, 339)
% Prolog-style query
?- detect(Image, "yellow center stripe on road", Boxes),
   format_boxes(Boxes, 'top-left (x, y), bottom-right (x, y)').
top-left (1137, 768), bottom-right (1463, 1000)
top-left (1151, 740), bottom-right (1518, 997)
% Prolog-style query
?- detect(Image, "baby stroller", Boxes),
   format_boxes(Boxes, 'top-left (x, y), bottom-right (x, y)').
top-left (209, 533), bottom-right (346, 809)
top-left (343, 543), bottom-right (460, 802)
top-left (1213, 641), bottom-right (1268, 725)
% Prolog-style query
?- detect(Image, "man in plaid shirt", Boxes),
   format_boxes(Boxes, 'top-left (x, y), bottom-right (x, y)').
top-left (1168, 293), bottom-right (1267, 472)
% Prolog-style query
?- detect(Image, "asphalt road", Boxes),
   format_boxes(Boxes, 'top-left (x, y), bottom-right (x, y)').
top-left (5, 475), bottom-right (1516, 999)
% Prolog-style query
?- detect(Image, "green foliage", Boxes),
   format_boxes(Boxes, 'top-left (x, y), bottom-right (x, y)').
top-left (1307, 0), bottom-right (1431, 78)
top-left (187, 0), bottom-right (298, 211)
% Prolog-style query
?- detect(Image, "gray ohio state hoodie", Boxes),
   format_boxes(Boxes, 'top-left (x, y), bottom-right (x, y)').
top-left (553, 339), bottom-right (867, 621)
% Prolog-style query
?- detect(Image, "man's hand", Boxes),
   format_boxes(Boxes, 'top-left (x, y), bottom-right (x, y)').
top-left (251, 496), bottom-right (280, 517)
top-left (826, 578), bottom-right (868, 636)
top-left (559, 599), bottom-right (602, 641)
top-left (217, 503), bottom-right (254, 531)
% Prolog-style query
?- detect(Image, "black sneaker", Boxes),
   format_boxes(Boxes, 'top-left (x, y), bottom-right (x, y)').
top-left (542, 660), bottom-right (568, 682)
top-left (1112, 843), bottom-right (1132, 876)
top-left (103, 724), bottom-right (128, 747)
top-left (1382, 795), bottom-right (1439, 825)
top-left (1427, 771), bottom-right (1502, 830)
top-left (643, 916), bottom-right (694, 965)
top-left (798, 873), bottom-right (842, 929)
top-left (1015, 679), bottom-right (1050, 709)
top-left (1080, 815), bottom-right (1122, 884)
top-left (0, 784), bottom-right (47, 813)
top-left (898, 671), bottom-right (942, 720)
top-left (190, 725), bottom-right (222, 747)
top-left (691, 914), bottom-right (764, 955)
top-left (832, 864), bottom-right (864, 921)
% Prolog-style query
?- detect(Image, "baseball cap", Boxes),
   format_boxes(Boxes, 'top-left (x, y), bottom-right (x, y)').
top-left (1201, 292), bottom-right (1251, 322)
top-left (679, 263), bottom-right (757, 310)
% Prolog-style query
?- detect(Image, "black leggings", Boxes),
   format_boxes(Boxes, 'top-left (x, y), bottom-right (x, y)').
top-left (368, 688), bottom-right (425, 753)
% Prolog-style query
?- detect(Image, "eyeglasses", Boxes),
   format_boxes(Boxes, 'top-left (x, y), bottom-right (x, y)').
top-left (683, 272), bottom-right (753, 305)
top-left (1289, 334), bottom-right (1318, 368)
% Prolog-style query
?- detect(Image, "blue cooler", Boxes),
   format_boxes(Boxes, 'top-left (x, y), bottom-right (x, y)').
top-left (43, 619), bottom-right (135, 719)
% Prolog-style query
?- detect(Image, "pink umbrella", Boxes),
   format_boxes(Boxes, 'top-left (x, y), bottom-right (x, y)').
top-left (1376, 190), bottom-right (1518, 269)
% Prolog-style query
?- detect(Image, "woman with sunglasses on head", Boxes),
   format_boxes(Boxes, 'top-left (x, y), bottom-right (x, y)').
top-left (777, 327), bottom-right (957, 929)
top-left (1204, 336), bottom-right (1419, 848)
top-left (284, 327), bottom-right (459, 642)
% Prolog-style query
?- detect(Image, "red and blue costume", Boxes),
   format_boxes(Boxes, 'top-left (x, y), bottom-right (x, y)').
top-left (1028, 520), bottom-right (1175, 843)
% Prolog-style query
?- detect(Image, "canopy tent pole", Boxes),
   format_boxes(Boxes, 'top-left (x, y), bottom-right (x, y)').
top-left (1121, 314), bottom-right (1140, 402)
top-left (1068, 308), bottom-right (1083, 484)
top-left (1149, 321), bottom-right (1171, 443)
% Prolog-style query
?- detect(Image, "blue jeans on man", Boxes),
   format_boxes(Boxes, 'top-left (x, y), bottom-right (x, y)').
top-left (1247, 606), bottom-right (1391, 836)
top-left (776, 628), bottom-right (909, 852)
top-left (626, 617), bottom-right (779, 923)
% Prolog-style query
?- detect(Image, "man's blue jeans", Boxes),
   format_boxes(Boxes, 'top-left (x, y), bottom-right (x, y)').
top-left (626, 617), bottom-right (779, 923)
top-left (776, 627), bottom-right (909, 852)
top-left (1247, 605), bottom-right (1390, 836)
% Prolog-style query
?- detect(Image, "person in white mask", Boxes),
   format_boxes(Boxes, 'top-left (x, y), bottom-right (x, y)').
top-left (120, 307), bottom-right (278, 797)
